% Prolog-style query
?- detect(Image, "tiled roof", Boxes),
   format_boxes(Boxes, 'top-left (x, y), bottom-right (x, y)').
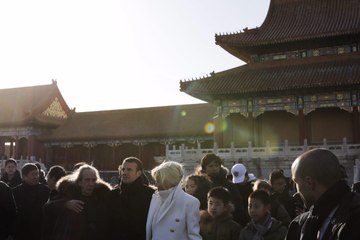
top-left (216, 0), bottom-right (360, 47)
top-left (180, 54), bottom-right (360, 102)
top-left (0, 82), bottom-right (71, 127)
top-left (44, 103), bottom-right (216, 141)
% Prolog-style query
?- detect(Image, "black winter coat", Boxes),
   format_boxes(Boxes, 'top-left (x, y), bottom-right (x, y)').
top-left (42, 179), bottom-right (111, 240)
top-left (12, 182), bottom-right (50, 240)
top-left (286, 180), bottom-right (360, 240)
top-left (107, 177), bottom-right (155, 240)
top-left (1, 170), bottom-right (22, 188)
top-left (0, 181), bottom-right (16, 240)
top-left (209, 170), bottom-right (250, 226)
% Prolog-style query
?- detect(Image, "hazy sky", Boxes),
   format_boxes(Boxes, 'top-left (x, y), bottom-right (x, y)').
top-left (0, 0), bottom-right (270, 112)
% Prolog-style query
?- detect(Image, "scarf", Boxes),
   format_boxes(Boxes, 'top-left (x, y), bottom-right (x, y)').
top-left (251, 212), bottom-right (272, 240)
top-left (301, 180), bottom-right (350, 240)
top-left (151, 185), bottom-right (177, 230)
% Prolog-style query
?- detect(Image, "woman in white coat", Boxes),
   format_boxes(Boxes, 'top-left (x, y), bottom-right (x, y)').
top-left (146, 161), bottom-right (202, 240)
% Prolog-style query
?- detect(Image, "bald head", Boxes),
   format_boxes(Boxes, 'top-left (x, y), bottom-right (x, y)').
top-left (292, 148), bottom-right (342, 188)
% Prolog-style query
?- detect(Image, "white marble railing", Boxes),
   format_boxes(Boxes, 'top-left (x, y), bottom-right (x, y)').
top-left (165, 140), bottom-right (360, 162)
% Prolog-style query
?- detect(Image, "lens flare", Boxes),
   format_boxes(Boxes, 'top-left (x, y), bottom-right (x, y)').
top-left (181, 110), bottom-right (187, 117)
top-left (204, 122), bottom-right (215, 134)
top-left (219, 120), bottom-right (228, 132)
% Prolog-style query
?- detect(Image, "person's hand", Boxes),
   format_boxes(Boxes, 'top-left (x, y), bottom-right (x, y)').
top-left (65, 200), bottom-right (84, 213)
top-left (295, 206), bottom-right (304, 216)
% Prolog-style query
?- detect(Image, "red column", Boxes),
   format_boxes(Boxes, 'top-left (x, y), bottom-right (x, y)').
top-left (10, 141), bottom-right (14, 158)
top-left (14, 138), bottom-right (20, 159)
top-left (214, 115), bottom-right (224, 148)
top-left (249, 112), bottom-right (255, 144)
top-left (27, 135), bottom-right (35, 159)
top-left (298, 109), bottom-right (306, 145)
top-left (0, 139), bottom-right (5, 159)
top-left (352, 106), bottom-right (360, 143)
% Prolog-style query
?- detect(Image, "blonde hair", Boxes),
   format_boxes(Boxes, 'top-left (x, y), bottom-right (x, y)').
top-left (152, 161), bottom-right (183, 190)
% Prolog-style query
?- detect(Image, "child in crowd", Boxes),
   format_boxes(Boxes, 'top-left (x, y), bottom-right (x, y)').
top-left (200, 186), bottom-right (241, 240)
top-left (253, 179), bottom-right (292, 227)
top-left (0, 158), bottom-right (22, 188)
top-left (184, 174), bottom-right (212, 210)
top-left (239, 190), bottom-right (287, 240)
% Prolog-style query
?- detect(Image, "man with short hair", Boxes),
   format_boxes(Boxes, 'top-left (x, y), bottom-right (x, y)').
top-left (286, 148), bottom-right (360, 240)
top-left (269, 169), bottom-right (295, 218)
top-left (12, 163), bottom-right (50, 240)
top-left (46, 165), bottom-right (67, 200)
top-left (107, 157), bottom-right (155, 240)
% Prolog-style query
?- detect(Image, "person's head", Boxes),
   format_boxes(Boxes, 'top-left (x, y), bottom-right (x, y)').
top-left (151, 161), bottom-right (183, 191)
top-left (200, 153), bottom-right (222, 177)
top-left (4, 158), bottom-right (17, 175)
top-left (46, 165), bottom-right (66, 190)
top-left (231, 163), bottom-right (248, 184)
top-left (21, 163), bottom-right (39, 186)
top-left (184, 175), bottom-right (198, 195)
top-left (269, 170), bottom-right (287, 194)
top-left (207, 186), bottom-right (233, 218)
top-left (253, 179), bottom-right (271, 194)
top-left (185, 174), bottom-right (210, 196)
top-left (248, 190), bottom-right (271, 223)
top-left (75, 164), bottom-right (100, 196)
top-left (73, 162), bottom-right (87, 171)
top-left (292, 148), bottom-right (343, 208)
top-left (119, 157), bottom-right (143, 184)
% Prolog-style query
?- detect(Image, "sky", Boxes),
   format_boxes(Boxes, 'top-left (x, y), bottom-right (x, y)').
top-left (0, 0), bottom-right (270, 112)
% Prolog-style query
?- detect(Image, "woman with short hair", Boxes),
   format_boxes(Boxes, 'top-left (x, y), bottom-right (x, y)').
top-left (146, 161), bottom-right (202, 240)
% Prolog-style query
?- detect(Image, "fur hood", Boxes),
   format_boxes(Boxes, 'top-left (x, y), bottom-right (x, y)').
top-left (56, 175), bottom-right (112, 199)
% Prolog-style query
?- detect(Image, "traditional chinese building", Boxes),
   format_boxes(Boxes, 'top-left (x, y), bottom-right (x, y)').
top-left (0, 81), bottom-right (215, 170)
top-left (0, 81), bottom-right (72, 163)
top-left (180, 0), bottom-right (360, 149)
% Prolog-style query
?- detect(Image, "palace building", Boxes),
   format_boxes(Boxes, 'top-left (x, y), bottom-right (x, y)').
top-left (0, 81), bottom-right (215, 170)
top-left (180, 0), bottom-right (360, 149)
top-left (1, 0), bottom-right (360, 178)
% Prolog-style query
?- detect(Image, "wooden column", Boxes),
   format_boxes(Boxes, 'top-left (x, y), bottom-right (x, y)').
top-left (27, 135), bottom-right (35, 159)
top-left (14, 138), bottom-right (20, 159)
top-left (248, 112), bottom-right (255, 144)
top-left (0, 139), bottom-right (5, 159)
top-left (298, 109), bottom-right (306, 145)
top-left (352, 106), bottom-right (360, 143)
top-left (10, 141), bottom-right (14, 158)
top-left (214, 115), bottom-right (224, 148)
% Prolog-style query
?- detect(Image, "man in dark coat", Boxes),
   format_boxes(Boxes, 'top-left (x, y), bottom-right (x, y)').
top-left (107, 157), bottom-right (155, 240)
top-left (286, 148), bottom-right (360, 240)
top-left (12, 163), bottom-right (50, 240)
top-left (0, 181), bottom-right (16, 240)
top-left (269, 169), bottom-right (295, 218)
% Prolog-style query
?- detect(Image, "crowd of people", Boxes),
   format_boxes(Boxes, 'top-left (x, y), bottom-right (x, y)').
top-left (1, 148), bottom-right (360, 240)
